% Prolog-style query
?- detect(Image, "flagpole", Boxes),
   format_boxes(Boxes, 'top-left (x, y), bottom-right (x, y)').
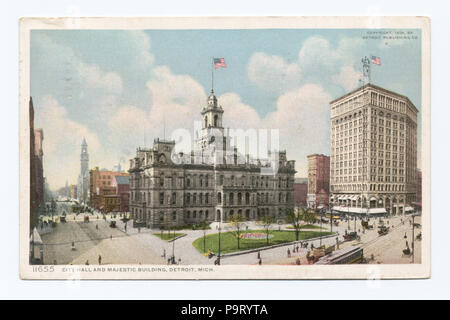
top-left (211, 57), bottom-right (214, 91)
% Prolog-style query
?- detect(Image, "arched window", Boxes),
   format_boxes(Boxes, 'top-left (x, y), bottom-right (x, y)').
top-left (217, 192), bottom-right (222, 204)
top-left (214, 114), bottom-right (218, 127)
top-left (245, 192), bottom-right (250, 204)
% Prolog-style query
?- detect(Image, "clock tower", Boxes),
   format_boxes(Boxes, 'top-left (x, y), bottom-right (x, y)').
top-left (198, 89), bottom-right (225, 151)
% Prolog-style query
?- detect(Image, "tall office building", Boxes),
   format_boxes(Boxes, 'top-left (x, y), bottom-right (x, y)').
top-left (329, 84), bottom-right (418, 215)
top-left (77, 138), bottom-right (90, 203)
top-left (307, 154), bottom-right (330, 209)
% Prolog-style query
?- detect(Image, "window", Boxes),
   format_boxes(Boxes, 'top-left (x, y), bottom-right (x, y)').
top-left (172, 192), bottom-right (176, 205)
top-left (217, 192), bottom-right (222, 204)
top-left (159, 192), bottom-right (164, 205)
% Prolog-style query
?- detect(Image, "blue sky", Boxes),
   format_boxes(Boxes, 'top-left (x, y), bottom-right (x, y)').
top-left (31, 28), bottom-right (422, 190)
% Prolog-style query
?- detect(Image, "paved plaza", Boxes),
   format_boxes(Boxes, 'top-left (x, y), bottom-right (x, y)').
top-left (39, 204), bottom-right (422, 266)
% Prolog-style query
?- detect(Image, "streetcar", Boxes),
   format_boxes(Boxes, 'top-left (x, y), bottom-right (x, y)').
top-left (315, 246), bottom-right (364, 265)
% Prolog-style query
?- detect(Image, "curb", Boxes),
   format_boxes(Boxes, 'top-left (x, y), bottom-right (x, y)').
top-left (168, 234), bottom-right (188, 242)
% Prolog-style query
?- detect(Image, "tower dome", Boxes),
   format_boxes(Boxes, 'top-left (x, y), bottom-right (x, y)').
top-left (207, 90), bottom-right (217, 108)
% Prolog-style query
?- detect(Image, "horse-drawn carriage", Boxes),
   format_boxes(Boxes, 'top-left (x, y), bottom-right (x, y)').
top-left (378, 225), bottom-right (389, 236)
top-left (109, 220), bottom-right (117, 228)
top-left (361, 220), bottom-right (373, 230)
top-left (343, 231), bottom-right (360, 242)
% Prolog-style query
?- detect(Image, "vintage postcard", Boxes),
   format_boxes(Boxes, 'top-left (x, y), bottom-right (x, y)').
top-left (19, 16), bottom-right (430, 279)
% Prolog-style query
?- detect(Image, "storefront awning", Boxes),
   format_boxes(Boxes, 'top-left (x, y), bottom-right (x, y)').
top-left (368, 208), bottom-right (387, 215)
top-left (331, 206), bottom-right (387, 215)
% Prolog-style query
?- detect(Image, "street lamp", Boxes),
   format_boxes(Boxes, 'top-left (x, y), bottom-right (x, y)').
top-left (319, 209), bottom-right (323, 247)
top-left (172, 236), bottom-right (176, 264)
top-left (217, 223), bottom-right (222, 265)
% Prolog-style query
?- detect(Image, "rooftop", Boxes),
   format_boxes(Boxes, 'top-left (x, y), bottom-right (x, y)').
top-left (115, 175), bottom-right (130, 185)
top-left (330, 83), bottom-right (419, 112)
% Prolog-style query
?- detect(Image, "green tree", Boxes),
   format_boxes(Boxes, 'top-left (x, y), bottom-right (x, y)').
top-left (302, 209), bottom-right (317, 224)
top-left (260, 214), bottom-right (276, 245)
top-left (286, 208), bottom-right (303, 241)
top-left (227, 213), bottom-right (247, 249)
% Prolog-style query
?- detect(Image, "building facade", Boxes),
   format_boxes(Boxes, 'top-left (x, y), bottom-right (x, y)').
top-left (112, 175), bottom-right (130, 212)
top-left (306, 154), bottom-right (330, 209)
top-left (89, 167), bottom-right (129, 211)
top-left (129, 90), bottom-right (296, 228)
top-left (29, 97), bottom-right (45, 232)
top-left (293, 178), bottom-right (308, 207)
top-left (77, 138), bottom-right (90, 203)
top-left (329, 84), bottom-right (418, 215)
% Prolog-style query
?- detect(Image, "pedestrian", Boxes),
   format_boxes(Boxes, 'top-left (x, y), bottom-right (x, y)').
top-left (85, 260), bottom-right (89, 265)
top-left (258, 258), bottom-right (262, 265)
top-left (287, 248), bottom-right (291, 258)
top-left (295, 258), bottom-right (301, 265)
top-left (163, 249), bottom-right (166, 259)
top-left (257, 251), bottom-right (261, 259)
top-left (110, 235), bottom-right (112, 240)
top-left (296, 245), bottom-right (299, 253)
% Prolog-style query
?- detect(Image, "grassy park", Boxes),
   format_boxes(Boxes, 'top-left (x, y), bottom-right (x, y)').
top-left (153, 232), bottom-right (186, 241)
top-left (192, 229), bottom-right (334, 254)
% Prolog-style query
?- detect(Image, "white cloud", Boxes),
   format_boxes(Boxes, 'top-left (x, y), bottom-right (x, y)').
top-left (35, 96), bottom-right (100, 190)
top-left (332, 65), bottom-right (363, 91)
top-left (216, 84), bottom-right (332, 177)
top-left (247, 35), bottom-right (367, 94)
top-left (264, 84), bottom-right (332, 177)
top-left (146, 66), bottom-right (207, 137)
top-left (247, 52), bottom-right (301, 92)
top-left (218, 93), bottom-right (262, 129)
top-left (78, 63), bottom-right (123, 93)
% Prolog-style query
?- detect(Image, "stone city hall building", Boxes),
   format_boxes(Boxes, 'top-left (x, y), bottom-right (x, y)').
top-left (128, 90), bottom-right (296, 228)
top-left (329, 84), bottom-right (418, 216)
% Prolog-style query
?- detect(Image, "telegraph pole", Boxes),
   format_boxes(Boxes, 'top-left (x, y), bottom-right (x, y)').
top-left (412, 214), bottom-right (415, 263)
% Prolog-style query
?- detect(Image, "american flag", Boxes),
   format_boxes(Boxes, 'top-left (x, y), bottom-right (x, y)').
top-left (371, 56), bottom-right (381, 66)
top-left (214, 58), bottom-right (227, 69)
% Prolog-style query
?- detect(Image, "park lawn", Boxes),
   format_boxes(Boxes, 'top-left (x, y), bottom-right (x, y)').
top-left (153, 232), bottom-right (186, 241)
top-left (192, 229), bottom-right (334, 254)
